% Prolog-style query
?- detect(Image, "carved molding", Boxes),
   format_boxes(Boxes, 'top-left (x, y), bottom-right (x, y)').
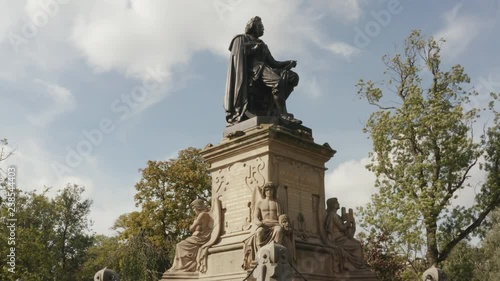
top-left (244, 157), bottom-right (266, 192)
top-left (214, 167), bottom-right (230, 195)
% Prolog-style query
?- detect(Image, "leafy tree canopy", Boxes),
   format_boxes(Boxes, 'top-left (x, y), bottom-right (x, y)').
top-left (110, 147), bottom-right (211, 279)
top-left (357, 30), bottom-right (500, 271)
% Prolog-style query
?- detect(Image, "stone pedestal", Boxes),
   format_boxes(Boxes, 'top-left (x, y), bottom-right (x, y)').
top-left (162, 119), bottom-right (378, 281)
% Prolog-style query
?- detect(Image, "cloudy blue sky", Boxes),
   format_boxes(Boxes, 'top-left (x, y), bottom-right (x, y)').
top-left (1, 0), bottom-right (499, 235)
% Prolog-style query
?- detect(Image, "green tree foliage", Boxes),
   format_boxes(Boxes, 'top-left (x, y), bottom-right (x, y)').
top-left (0, 138), bottom-right (14, 202)
top-left (473, 208), bottom-right (500, 281)
top-left (79, 235), bottom-right (122, 279)
top-left (357, 30), bottom-right (500, 270)
top-left (116, 232), bottom-right (169, 281)
top-left (0, 184), bottom-right (94, 281)
top-left (442, 241), bottom-right (481, 281)
top-left (111, 147), bottom-right (211, 279)
top-left (80, 233), bottom-right (169, 281)
top-left (359, 231), bottom-right (406, 281)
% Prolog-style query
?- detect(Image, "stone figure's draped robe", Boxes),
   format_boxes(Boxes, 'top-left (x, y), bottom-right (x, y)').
top-left (324, 211), bottom-right (366, 272)
top-left (169, 214), bottom-right (212, 272)
top-left (243, 222), bottom-right (282, 269)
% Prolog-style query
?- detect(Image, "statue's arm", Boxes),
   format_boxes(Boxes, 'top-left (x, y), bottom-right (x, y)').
top-left (265, 47), bottom-right (295, 69)
top-left (254, 204), bottom-right (263, 227)
top-left (189, 213), bottom-right (205, 232)
top-left (333, 214), bottom-right (348, 232)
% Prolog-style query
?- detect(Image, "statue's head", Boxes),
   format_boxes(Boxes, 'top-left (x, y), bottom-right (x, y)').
top-left (422, 267), bottom-right (447, 281)
top-left (245, 16), bottom-right (264, 37)
top-left (94, 268), bottom-right (119, 281)
top-left (190, 199), bottom-right (206, 212)
top-left (326, 197), bottom-right (339, 210)
top-left (279, 214), bottom-right (291, 230)
top-left (262, 182), bottom-right (277, 199)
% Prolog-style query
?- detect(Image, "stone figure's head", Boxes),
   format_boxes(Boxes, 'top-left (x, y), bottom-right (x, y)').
top-left (422, 267), bottom-right (447, 281)
top-left (94, 268), bottom-right (119, 281)
top-left (262, 182), bottom-right (277, 199)
top-left (279, 214), bottom-right (291, 230)
top-left (326, 197), bottom-right (340, 211)
top-left (190, 199), bottom-right (206, 213)
top-left (245, 16), bottom-right (264, 37)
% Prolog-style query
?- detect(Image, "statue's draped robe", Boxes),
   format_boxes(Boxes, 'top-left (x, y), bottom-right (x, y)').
top-left (224, 34), bottom-right (298, 124)
top-left (170, 214), bottom-right (212, 272)
top-left (324, 211), bottom-right (366, 272)
top-left (243, 222), bottom-right (283, 269)
top-left (224, 34), bottom-right (249, 124)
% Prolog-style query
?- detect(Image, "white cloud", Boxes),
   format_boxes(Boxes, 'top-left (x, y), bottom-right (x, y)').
top-left (328, 0), bottom-right (363, 22)
top-left (435, 4), bottom-right (484, 58)
top-left (302, 77), bottom-right (322, 98)
top-left (325, 41), bottom-right (361, 60)
top-left (66, 0), bottom-right (326, 114)
top-left (325, 157), bottom-right (376, 210)
top-left (27, 79), bottom-right (76, 127)
top-left (0, 137), bottom-right (133, 235)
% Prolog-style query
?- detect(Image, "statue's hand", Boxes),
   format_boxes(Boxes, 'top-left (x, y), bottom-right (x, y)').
top-left (289, 60), bottom-right (297, 68)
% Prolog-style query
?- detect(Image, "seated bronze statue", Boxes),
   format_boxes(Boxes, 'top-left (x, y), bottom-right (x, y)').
top-left (224, 16), bottom-right (301, 125)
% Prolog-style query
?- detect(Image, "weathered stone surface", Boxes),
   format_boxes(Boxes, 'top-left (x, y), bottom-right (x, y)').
top-left (94, 268), bottom-right (119, 281)
top-left (162, 123), bottom-right (378, 281)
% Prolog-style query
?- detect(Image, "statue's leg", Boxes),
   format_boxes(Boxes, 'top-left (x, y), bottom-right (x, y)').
top-left (273, 225), bottom-right (285, 244)
top-left (260, 67), bottom-right (287, 117)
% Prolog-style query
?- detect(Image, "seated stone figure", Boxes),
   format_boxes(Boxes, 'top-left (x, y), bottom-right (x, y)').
top-left (242, 182), bottom-right (294, 269)
top-left (168, 199), bottom-right (212, 272)
top-left (277, 214), bottom-right (296, 262)
top-left (224, 16), bottom-right (300, 125)
top-left (324, 197), bottom-right (366, 272)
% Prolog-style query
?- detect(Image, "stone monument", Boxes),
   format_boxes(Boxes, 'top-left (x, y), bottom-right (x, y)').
top-left (162, 16), bottom-right (378, 281)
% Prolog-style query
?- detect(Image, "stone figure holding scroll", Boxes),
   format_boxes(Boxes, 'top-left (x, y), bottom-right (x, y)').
top-left (168, 199), bottom-right (212, 272)
top-left (224, 16), bottom-right (301, 125)
top-left (324, 197), bottom-right (366, 272)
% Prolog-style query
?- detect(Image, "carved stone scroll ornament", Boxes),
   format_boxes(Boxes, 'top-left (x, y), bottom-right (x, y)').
top-left (214, 168), bottom-right (229, 195)
top-left (244, 157), bottom-right (266, 192)
top-left (242, 157), bottom-right (266, 229)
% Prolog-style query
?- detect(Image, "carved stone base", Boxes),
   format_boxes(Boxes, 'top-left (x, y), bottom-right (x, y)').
top-left (162, 122), bottom-right (378, 281)
top-left (162, 242), bottom-right (378, 281)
